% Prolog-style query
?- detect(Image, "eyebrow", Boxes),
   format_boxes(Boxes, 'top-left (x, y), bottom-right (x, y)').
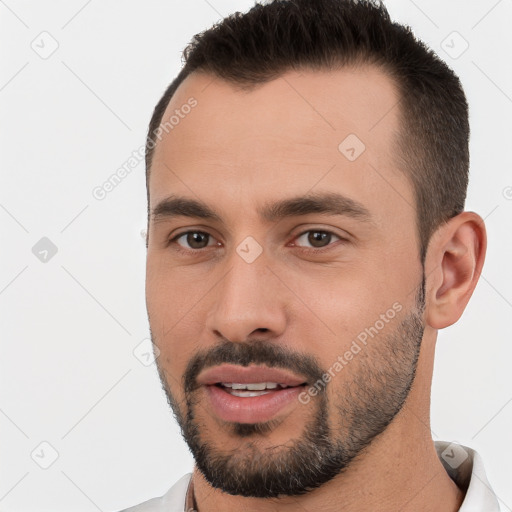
top-left (151, 192), bottom-right (373, 225)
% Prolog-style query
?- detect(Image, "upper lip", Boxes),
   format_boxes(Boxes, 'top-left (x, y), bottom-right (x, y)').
top-left (197, 364), bottom-right (308, 387)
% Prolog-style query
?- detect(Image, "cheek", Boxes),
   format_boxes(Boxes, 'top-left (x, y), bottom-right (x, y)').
top-left (146, 268), bottom-right (194, 371)
top-left (153, 319), bottom-right (203, 380)
top-left (290, 270), bottom-right (409, 369)
top-left (146, 264), bottom-right (185, 330)
top-left (146, 254), bottom-right (215, 320)
top-left (292, 270), bottom-right (381, 329)
top-left (155, 337), bottom-right (199, 408)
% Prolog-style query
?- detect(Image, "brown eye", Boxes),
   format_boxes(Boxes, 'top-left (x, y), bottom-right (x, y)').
top-left (294, 230), bottom-right (341, 249)
top-left (172, 231), bottom-right (215, 250)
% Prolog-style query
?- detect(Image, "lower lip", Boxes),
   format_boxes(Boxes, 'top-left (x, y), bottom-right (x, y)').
top-left (204, 385), bottom-right (306, 424)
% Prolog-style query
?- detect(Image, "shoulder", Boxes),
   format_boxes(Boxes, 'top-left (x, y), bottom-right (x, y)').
top-left (117, 473), bottom-right (192, 512)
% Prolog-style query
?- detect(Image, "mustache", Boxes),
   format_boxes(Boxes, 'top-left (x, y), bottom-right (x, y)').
top-left (183, 340), bottom-right (325, 394)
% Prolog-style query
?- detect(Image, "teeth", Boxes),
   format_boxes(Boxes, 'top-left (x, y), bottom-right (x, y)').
top-left (230, 390), bottom-right (272, 397)
top-left (221, 382), bottom-right (282, 390)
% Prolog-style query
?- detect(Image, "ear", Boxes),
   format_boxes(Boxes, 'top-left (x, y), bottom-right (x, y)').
top-left (424, 212), bottom-right (487, 329)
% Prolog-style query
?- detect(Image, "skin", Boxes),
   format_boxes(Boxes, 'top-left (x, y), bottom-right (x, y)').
top-left (145, 66), bottom-right (486, 512)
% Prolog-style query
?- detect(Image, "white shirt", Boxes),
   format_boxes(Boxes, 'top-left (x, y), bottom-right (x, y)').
top-left (119, 441), bottom-right (501, 511)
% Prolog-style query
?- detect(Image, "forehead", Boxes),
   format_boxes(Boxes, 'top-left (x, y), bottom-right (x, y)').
top-left (149, 66), bottom-right (414, 230)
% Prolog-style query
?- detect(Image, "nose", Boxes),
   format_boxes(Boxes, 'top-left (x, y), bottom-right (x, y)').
top-left (204, 250), bottom-right (288, 343)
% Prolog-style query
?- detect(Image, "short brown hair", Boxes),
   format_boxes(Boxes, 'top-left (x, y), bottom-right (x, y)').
top-left (145, 0), bottom-right (469, 262)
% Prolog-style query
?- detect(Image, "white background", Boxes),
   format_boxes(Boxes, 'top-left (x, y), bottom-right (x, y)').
top-left (1, 1), bottom-right (511, 510)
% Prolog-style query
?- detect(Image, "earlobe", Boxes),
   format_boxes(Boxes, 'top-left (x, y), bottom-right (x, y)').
top-left (425, 212), bottom-right (487, 329)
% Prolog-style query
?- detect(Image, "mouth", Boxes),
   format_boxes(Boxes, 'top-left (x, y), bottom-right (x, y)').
top-left (197, 364), bottom-right (309, 423)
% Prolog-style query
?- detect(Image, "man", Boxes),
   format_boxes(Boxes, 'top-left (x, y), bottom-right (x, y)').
top-left (123, 0), bottom-right (500, 510)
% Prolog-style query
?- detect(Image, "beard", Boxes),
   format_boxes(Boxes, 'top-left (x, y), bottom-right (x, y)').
top-left (154, 277), bottom-right (426, 498)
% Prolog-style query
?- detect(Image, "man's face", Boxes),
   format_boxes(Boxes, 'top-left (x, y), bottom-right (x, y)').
top-left (146, 67), bottom-right (426, 497)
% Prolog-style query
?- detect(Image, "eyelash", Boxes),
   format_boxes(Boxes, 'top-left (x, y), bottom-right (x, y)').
top-left (168, 229), bottom-right (346, 255)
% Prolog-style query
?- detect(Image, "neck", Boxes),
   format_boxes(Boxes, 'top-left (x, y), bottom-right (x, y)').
top-left (191, 333), bottom-right (466, 512)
